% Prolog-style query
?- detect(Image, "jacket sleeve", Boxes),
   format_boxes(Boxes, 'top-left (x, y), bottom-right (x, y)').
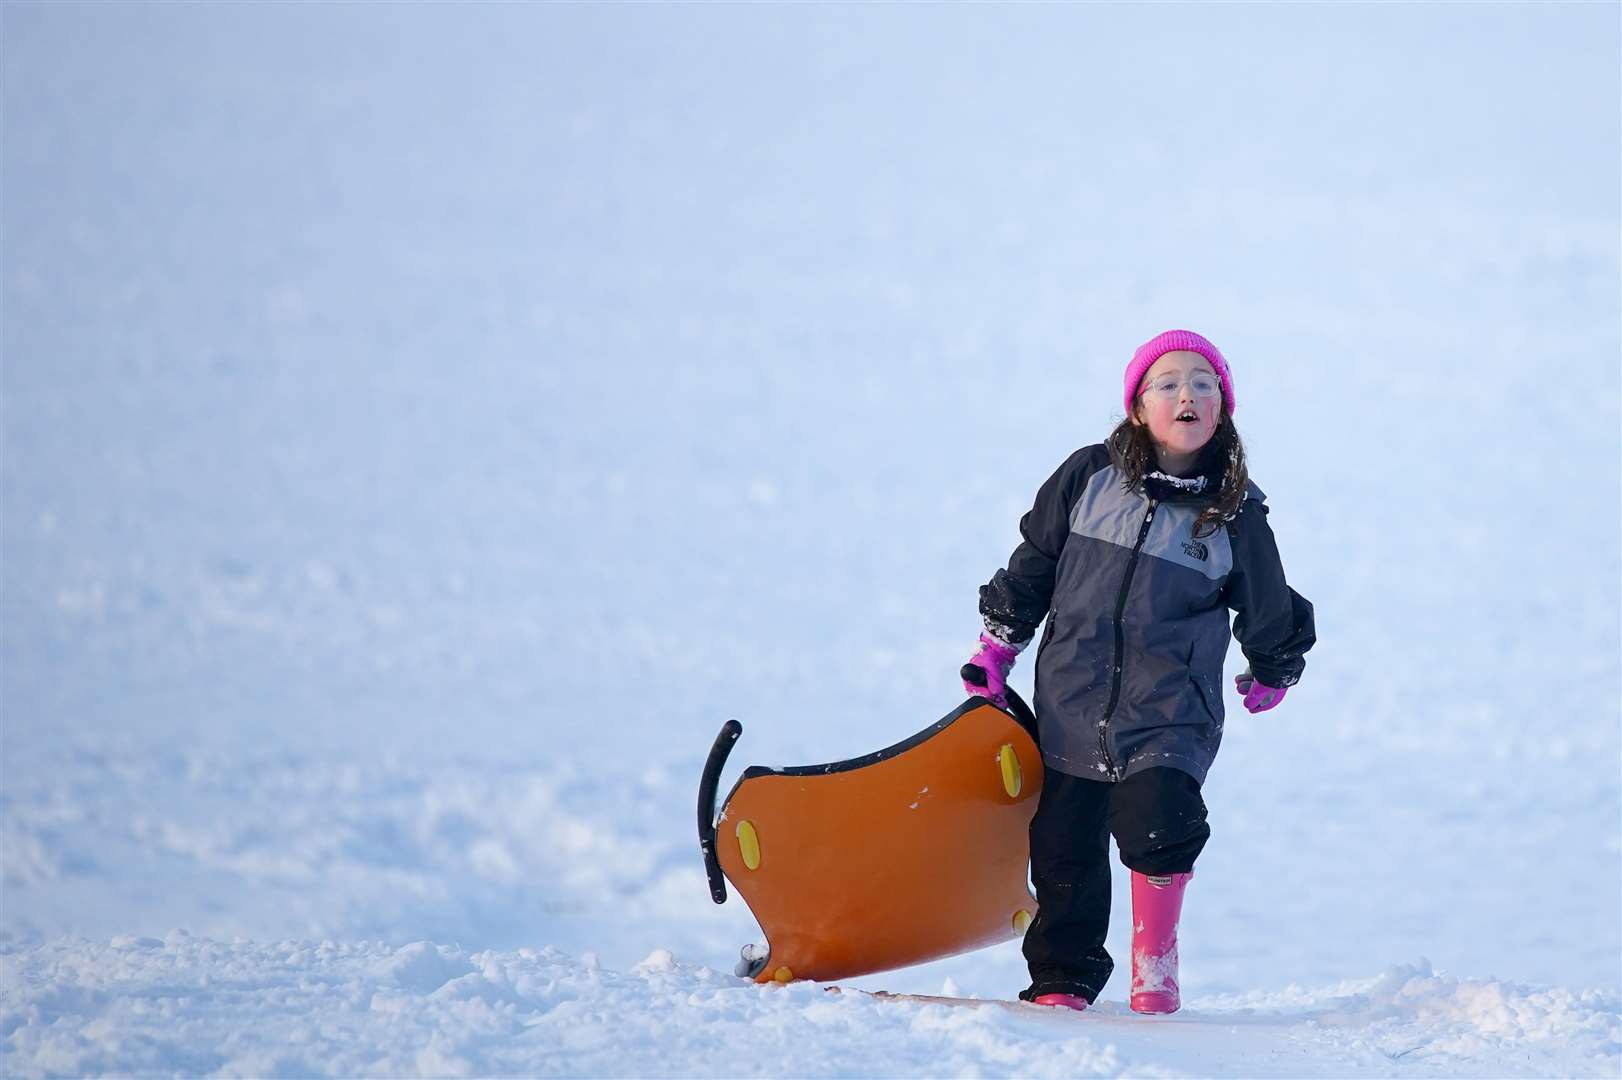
top-left (1224, 499), bottom-right (1316, 688)
top-left (977, 445), bottom-right (1107, 649)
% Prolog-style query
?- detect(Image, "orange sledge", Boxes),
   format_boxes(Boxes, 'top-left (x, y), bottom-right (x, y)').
top-left (697, 688), bottom-right (1043, 984)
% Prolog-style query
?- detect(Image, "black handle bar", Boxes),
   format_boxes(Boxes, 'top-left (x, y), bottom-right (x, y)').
top-left (697, 719), bottom-right (742, 904)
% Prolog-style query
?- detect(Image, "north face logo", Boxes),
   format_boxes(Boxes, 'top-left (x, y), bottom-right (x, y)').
top-left (1181, 539), bottom-right (1209, 561)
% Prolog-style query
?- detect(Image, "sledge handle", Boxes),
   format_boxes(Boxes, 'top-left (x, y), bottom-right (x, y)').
top-left (960, 664), bottom-right (1040, 743)
top-left (698, 719), bottom-right (743, 904)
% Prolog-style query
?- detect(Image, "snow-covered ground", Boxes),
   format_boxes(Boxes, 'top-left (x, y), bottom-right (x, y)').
top-left (5, 938), bottom-right (1617, 1078)
top-left (3, 3), bottom-right (1619, 1076)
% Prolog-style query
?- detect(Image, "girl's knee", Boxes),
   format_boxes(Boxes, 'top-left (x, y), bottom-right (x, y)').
top-left (1109, 767), bottom-right (1211, 871)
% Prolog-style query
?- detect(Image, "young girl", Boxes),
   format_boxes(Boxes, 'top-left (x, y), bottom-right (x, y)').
top-left (964, 329), bottom-right (1315, 1014)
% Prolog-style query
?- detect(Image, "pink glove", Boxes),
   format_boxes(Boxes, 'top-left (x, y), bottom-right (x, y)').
top-left (963, 633), bottom-right (1019, 709)
top-left (1234, 669), bottom-right (1287, 713)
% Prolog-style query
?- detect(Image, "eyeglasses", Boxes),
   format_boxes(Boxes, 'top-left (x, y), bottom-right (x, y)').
top-left (1139, 373), bottom-right (1222, 400)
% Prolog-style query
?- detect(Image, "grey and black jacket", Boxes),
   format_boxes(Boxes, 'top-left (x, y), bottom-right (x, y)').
top-left (979, 441), bottom-right (1315, 785)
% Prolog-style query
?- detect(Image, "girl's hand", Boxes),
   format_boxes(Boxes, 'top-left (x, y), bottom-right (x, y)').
top-left (1234, 669), bottom-right (1287, 713)
top-left (963, 633), bottom-right (1019, 709)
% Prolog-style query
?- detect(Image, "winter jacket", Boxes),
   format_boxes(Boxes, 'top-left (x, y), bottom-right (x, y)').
top-left (979, 441), bottom-right (1315, 784)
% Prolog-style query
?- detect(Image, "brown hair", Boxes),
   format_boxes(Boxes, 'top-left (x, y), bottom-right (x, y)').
top-left (1105, 411), bottom-right (1249, 539)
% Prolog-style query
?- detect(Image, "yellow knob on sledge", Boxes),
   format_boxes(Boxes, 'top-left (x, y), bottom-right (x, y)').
top-left (1013, 909), bottom-right (1033, 934)
top-left (999, 744), bottom-right (1022, 798)
top-left (773, 966), bottom-right (794, 983)
top-left (736, 820), bottom-right (761, 870)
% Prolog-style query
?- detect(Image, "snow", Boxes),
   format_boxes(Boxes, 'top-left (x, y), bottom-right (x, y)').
top-left (2, 941), bottom-right (1615, 1079)
top-left (1145, 473), bottom-right (1208, 493)
top-left (3, 1), bottom-right (1620, 1076)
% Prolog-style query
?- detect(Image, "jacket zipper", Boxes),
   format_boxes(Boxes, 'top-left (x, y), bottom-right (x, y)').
top-left (1098, 498), bottom-right (1157, 779)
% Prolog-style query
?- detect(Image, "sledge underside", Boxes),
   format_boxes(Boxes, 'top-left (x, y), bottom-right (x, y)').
top-left (714, 697), bottom-right (1043, 984)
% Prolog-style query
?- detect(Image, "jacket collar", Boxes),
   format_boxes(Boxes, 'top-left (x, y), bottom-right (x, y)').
top-left (1142, 440), bottom-right (1227, 504)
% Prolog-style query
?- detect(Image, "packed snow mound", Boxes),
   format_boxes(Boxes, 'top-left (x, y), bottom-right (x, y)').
top-left (3, 936), bottom-right (1616, 1078)
top-left (1320, 961), bottom-right (1621, 1058)
top-left (1203, 961), bottom-right (1622, 1072)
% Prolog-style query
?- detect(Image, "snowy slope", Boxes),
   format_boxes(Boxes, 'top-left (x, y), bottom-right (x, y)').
top-left (2, 939), bottom-right (1617, 1079)
top-left (3, 3), bottom-right (1620, 1076)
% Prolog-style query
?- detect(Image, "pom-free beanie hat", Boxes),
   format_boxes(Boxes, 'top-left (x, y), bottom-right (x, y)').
top-left (1123, 329), bottom-right (1236, 416)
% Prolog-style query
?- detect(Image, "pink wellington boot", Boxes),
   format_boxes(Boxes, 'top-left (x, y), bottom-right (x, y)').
top-left (1032, 993), bottom-right (1089, 1011)
top-left (1129, 870), bottom-right (1193, 1014)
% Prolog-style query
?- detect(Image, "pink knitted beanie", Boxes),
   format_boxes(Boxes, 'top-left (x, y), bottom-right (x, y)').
top-left (1122, 330), bottom-right (1236, 416)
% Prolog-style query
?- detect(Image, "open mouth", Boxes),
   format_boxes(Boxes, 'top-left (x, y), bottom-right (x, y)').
top-left (1175, 410), bottom-right (1199, 424)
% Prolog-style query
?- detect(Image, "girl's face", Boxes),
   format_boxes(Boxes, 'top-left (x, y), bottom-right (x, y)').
top-left (1131, 350), bottom-right (1222, 464)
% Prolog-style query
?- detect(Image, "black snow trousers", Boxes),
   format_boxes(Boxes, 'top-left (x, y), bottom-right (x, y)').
top-left (1018, 766), bottom-right (1210, 1003)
